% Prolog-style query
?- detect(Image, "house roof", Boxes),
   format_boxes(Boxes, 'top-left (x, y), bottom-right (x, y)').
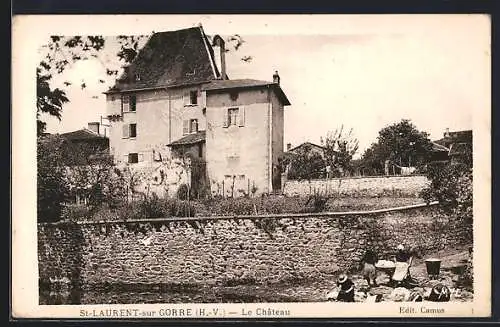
top-left (430, 142), bottom-right (450, 152)
top-left (202, 79), bottom-right (291, 106)
top-left (287, 142), bottom-right (325, 153)
top-left (167, 131), bottom-right (206, 147)
top-left (61, 128), bottom-right (108, 141)
top-left (105, 26), bottom-right (219, 93)
top-left (435, 130), bottom-right (472, 147)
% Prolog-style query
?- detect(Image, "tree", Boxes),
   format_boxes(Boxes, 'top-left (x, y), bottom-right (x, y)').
top-left (37, 135), bottom-right (69, 222)
top-left (359, 142), bottom-right (386, 176)
top-left (284, 144), bottom-right (326, 181)
top-left (378, 119), bottom-right (433, 167)
top-left (36, 35), bottom-right (146, 135)
top-left (360, 119), bottom-right (434, 175)
top-left (321, 125), bottom-right (359, 177)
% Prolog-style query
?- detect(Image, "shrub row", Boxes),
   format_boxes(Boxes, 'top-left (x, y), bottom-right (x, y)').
top-left (59, 194), bottom-right (423, 222)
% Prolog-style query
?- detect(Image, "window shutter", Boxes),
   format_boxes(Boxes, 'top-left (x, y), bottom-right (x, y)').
top-left (183, 93), bottom-right (190, 106)
top-left (200, 91), bottom-right (207, 108)
top-left (138, 153), bottom-right (144, 162)
top-left (122, 95), bottom-right (129, 112)
top-left (238, 106), bottom-right (245, 127)
top-left (222, 109), bottom-right (229, 128)
top-left (122, 124), bottom-right (129, 138)
top-left (130, 95), bottom-right (136, 112)
top-left (183, 120), bottom-right (189, 135)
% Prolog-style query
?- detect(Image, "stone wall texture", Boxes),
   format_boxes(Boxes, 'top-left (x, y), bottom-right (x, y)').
top-left (38, 204), bottom-right (471, 291)
top-left (282, 175), bottom-right (430, 197)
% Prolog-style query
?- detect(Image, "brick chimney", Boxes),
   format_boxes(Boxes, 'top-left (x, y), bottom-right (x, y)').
top-left (122, 64), bottom-right (136, 84)
top-left (212, 35), bottom-right (227, 80)
top-left (273, 71), bottom-right (280, 85)
top-left (286, 143), bottom-right (292, 151)
top-left (88, 122), bottom-right (100, 135)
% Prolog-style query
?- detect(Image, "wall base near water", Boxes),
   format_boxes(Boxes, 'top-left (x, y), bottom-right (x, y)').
top-left (38, 204), bottom-right (471, 291)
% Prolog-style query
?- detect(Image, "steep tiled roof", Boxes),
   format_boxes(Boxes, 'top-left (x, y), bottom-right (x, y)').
top-left (61, 129), bottom-right (108, 141)
top-left (106, 26), bottom-right (218, 93)
top-left (167, 131), bottom-right (206, 146)
top-left (202, 79), bottom-right (291, 105)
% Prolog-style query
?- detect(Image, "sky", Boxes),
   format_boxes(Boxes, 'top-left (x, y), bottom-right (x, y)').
top-left (38, 14), bottom-right (491, 157)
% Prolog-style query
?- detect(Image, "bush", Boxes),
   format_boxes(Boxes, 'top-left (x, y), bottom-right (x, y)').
top-left (420, 162), bottom-right (472, 219)
top-left (60, 204), bottom-right (92, 222)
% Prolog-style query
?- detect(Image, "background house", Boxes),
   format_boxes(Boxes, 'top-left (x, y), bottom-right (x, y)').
top-left (105, 26), bottom-right (290, 197)
top-left (435, 129), bottom-right (473, 166)
top-left (59, 122), bottom-right (110, 166)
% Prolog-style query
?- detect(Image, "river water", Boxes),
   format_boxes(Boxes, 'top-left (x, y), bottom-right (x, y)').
top-left (39, 282), bottom-right (317, 305)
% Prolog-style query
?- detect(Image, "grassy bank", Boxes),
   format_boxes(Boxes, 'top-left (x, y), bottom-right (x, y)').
top-left (60, 195), bottom-right (425, 223)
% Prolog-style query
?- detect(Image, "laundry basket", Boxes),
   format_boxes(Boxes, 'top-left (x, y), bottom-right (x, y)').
top-left (425, 258), bottom-right (441, 279)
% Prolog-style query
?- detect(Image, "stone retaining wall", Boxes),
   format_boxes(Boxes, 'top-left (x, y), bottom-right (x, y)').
top-left (38, 204), bottom-right (471, 291)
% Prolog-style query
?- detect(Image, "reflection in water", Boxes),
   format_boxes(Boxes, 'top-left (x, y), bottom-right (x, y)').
top-left (39, 283), bottom-right (303, 305)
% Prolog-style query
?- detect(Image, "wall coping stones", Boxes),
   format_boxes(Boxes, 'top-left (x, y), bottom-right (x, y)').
top-left (285, 175), bottom-right (429, 182)
top-left (39, 201), bottom-right (440, 227)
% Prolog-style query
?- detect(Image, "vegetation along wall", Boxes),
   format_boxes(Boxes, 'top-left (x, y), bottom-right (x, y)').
top-left (38, 203), bottom-right (471, 291)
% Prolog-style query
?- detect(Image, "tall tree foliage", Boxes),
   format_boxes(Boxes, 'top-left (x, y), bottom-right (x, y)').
top-left (36, 35), bottom-right (146, 135)
top-left (37, 135), bottom-right (69, 222)
top-left (360, 119), bottom-right (433, 174)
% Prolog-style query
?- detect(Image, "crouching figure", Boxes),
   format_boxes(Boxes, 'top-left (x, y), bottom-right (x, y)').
top-left (336, 274), bottom-right (355, 302)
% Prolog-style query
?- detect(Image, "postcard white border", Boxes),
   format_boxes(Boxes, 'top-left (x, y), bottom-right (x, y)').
top-left (11, 14), bottom-right (491, 318)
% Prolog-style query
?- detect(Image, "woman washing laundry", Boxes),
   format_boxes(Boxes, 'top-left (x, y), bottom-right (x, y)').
top-left (392, 244), bottom-right (414, 285)
top-left (361, 248), bottom-right (379, 287)
top-left (336, 274), bottom-right (355, 302)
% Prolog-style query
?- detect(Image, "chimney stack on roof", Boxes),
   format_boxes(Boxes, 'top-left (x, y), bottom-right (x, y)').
top-left (212, 35), bottom-right (227, 80)
top-left (286, 143), bottom-right (292, 151)
top-left (273, 71), bottom-right (280, 85)
top-left (444, 127), bottom-right (450, 138)
top-left (88, 122), bottom-right (100, 135)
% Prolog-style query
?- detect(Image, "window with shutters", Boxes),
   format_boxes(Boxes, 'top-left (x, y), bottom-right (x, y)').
top-left (183, 119), bottom-right (198, 135)
top-left (190, 91), bottom-right (198, 105)
top-left (128, 153), bottom-right (139, 164)
top-left (122, 123), bottom-right (137, 138)
top-left (184, 90), bottom-right (198, 106)
top-left (122, 94), bottom-right (137, 112)
top-left (190, 119), bottom-right (198, 133)
top-left (129, 123), bottom-right (137, 138)
top-left (224, 107), bottom-right (245, 128)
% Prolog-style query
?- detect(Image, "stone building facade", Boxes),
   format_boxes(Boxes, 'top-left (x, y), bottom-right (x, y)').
top-left (105, 26), bottom-right (290, 197)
